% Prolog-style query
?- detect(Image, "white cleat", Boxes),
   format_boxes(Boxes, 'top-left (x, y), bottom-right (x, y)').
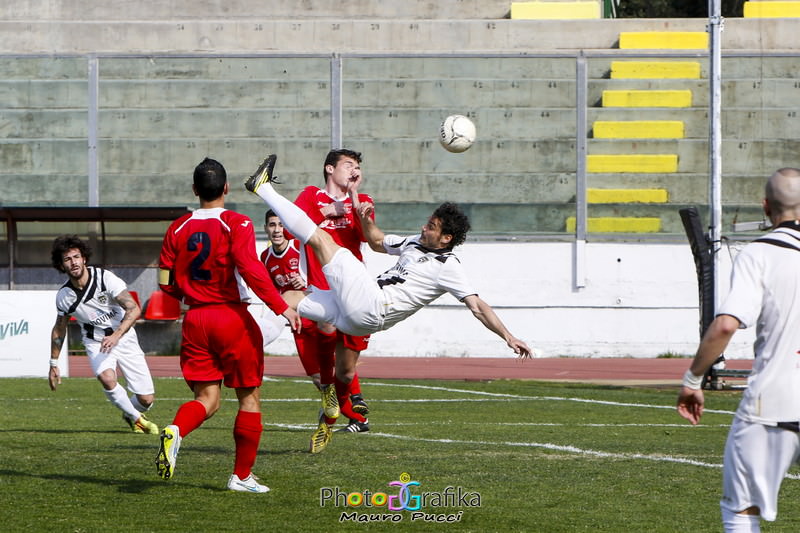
top-left (227, 474), bottom-right (270, 493)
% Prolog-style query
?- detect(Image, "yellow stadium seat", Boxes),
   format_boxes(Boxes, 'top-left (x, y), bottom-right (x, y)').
top-left (744, 1), bottom-right (800, 17)
top-left (610, 61), bottom-right (701, 79)
top-left (566, 217), bottom-right (662, 233)
top-left (510, 1), bottom-right (600, 19)
top-left (587, 189), bottom-right (669, 203)
top-left (602, 90), bottom-right (692, 108)
top-left (593, 121), bottom-right (685, 139)
top-left (619, 32), bottom-right (708, 50)
top-left (587, 154), bottom-right (679, 173)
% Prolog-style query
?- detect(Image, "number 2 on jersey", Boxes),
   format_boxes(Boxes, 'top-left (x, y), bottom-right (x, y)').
top-left (188, 232), bottom-right (212, 280)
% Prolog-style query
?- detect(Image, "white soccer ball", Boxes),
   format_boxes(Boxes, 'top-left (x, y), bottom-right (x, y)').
top-left (439, 114), bottom-right (476, 153)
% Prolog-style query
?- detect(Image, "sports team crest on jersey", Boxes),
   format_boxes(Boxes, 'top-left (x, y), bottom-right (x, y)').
top-left (98, 294), bottom-right (109, 305)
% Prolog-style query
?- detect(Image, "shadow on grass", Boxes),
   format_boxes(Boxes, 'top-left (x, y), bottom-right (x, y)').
top-left (0, 428), bottom-right (124, 434)
top-left (0, 468), bottom-right (221, 493)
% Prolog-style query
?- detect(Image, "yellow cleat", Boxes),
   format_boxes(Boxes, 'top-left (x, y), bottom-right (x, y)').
top-left (156, 424), bottom-right (182, 480)
top-left (320, 384), bottom-right (340, 420)
top-left (309, 420), bottom-right (332, 454)
top-left (244, 154), bottom-right (278, 193)
top-left (130, 413), bottom-right (159, 435)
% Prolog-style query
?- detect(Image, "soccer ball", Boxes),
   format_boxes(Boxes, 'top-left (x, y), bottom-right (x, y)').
top-left (439, 115), bottom-right (476, 153)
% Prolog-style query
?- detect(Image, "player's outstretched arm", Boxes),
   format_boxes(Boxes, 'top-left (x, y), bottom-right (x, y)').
top-left (676, 314), bottom-right (740, 425)
top-left (462, 295), bottom-right (532, 358)
top-left (48, 315), bottom-right (69, 391)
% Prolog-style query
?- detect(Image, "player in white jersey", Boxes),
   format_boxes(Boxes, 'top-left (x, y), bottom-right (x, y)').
top-left (677, 168), bottom-right (800, 532)
top-left (245, 155), bottom-right (531, 358)
top-left (48, 235), bottom-right (159, 434)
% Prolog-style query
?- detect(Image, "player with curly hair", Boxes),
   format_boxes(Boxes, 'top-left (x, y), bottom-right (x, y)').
top-left (246, 155), bottom-right (532, 373)
top-left (48, 234), bottom-right (159, 435)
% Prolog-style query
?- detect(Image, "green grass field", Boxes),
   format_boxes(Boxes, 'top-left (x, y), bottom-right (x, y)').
top-left (2, 376), bottom-right (799, 532)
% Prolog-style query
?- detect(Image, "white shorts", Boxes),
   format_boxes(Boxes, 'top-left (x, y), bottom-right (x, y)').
top-left (721, 416), bottom-right (800, 522)
top-left (83, 328), bottom-right (155, 395)
top-left (248, 304), bottom-right (286, 351)
top-left (297, 249), bottom-right (384, 336)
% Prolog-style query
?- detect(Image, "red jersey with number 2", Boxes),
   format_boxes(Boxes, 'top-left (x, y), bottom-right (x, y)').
top-left (159, 207), bottom-right (288, 315)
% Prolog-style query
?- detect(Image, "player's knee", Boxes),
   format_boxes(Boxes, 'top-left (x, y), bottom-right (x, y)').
top-left (137, 394), bottom-right (155, 409)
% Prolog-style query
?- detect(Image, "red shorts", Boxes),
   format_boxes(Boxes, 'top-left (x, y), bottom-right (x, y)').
top-left (180, 303), bottom-right (264, 389)
top-left (339, 332), bottom-right (370, 352)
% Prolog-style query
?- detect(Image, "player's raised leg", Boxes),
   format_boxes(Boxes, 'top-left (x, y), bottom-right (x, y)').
top-left (245, 155), bottom-right (341, 266)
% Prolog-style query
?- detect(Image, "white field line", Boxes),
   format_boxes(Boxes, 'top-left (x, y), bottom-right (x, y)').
top-left (266, 422), bottom-right (800, 481)
top-left (263, 377), bottom-right (738, 416)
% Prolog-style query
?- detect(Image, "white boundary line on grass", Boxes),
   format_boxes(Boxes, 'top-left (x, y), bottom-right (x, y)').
top-left (267, 422), bottom-right (800, 481)
top-left (266, 377), bottom-right (738, 416)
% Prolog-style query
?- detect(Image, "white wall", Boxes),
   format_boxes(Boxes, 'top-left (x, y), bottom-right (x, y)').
top-left (0, 291), bottom-right (69, 376)
top-left (253, 240), bottom-right (756, 359)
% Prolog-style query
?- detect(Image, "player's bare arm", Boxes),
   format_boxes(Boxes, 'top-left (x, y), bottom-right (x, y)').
top-left (48, 314), bottom-right (69, 391)
top-left (99, 290), bottom-right (141, 354)
top-left (355, 201), bottom-right (386, 253)
top-left (462, 294), bottom-right (532, 358)
top-left (676, 314), bottom-right (740, 425)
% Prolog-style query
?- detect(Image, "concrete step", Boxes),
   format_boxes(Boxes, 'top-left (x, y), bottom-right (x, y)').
top-left (2, 0), bottom-right (514, 20)
top-left (4, 19), bottom-right (800, 55)
top-left (2, 137), bottom-right (795, 180)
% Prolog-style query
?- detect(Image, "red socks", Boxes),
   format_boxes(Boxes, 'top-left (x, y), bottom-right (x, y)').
top-left (335, 377), bottom-right (366, 423)
top-left (233, 410), bottom-right (263, 479)
top-left (171, 400), bottom-right (207, 437)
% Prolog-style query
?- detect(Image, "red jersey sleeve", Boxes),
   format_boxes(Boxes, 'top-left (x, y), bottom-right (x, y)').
top-left (227, 212), bottom-right (289, 316)
top-left (158, 216), bottom-right (187, 301)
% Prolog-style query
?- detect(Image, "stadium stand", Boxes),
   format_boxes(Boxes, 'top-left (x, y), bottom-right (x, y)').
top-left (1, 3), bottom-right (800, 273)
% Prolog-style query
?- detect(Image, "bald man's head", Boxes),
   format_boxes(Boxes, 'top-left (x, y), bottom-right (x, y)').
top-left (765, 168), bottom-right (800, 223)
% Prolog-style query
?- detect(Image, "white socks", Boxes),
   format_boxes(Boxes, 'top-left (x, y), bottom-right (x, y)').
top-left (104, 383), bottom-right (141, 421)
top-left (721, 507), bottom-right (760, 533)
top-left (255, 182), bottom-right (318, 244)
top-left (130, 394), bottom-right (152, 413)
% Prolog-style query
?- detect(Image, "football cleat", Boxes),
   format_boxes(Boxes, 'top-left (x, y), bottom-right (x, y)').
top-left (320, 384), bottom-right (340, 419)
top-left (336, 418), bottom-right (370, 433)
top-left (245, 154), bottom-right (278, 193)
top-left (309, 420), bottom-right (333, 454)
top-left (155, 424), bottom-right (182, 480)
top-left (131, 414), bottom-right (159, 435)
top-left (350, 394), bottom-right (370, 416)
top-left (227, 474), bottom-right (270, 493)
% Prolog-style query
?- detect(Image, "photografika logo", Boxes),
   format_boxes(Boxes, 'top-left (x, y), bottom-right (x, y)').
top-left (320, 472), bottom-right (481, 524)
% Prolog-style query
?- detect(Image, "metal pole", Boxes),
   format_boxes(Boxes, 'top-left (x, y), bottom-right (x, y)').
top-left (708, 0), bottom-right (723, 312)
top-left (87, 55), bottom-right (99, 207)
top-left (574, 53), bottom-right (588, 289)
top-left (330, 53), bottom-right (342, 150)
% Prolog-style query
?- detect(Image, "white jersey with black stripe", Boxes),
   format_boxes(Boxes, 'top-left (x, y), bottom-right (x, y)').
top-left (377, 235), bottom-right (477, 331)
top-left (718, 221), bottom-right (800, 424)
top-left (55, 266), bottom-right (130, 343)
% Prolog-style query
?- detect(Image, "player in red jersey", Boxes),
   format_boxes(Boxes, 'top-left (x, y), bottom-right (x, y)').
top-left (155, 157), bottom-right (300, 493)
top-left (260, 209), bottom-right (340, 423)
top-left (292, 149), bottom-right (373, 452)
